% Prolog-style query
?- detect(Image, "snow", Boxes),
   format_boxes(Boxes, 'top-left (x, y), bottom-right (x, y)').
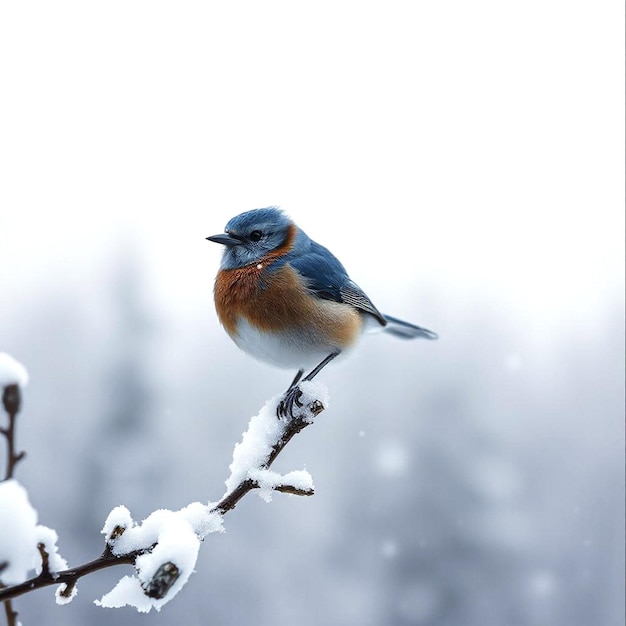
top-left (296, 381), bottom-right (329, 413)
top-left (55, 581), bottom-right (78, 605)
top-left (527, 570), bottom-right (558, 597)
top-left (0, 479), bottom-right (38, 585)
top-left (178, 501), bottom-right (224, 540)
top-left (101, 504), bottom-right (134, 541)
top-left (248, 468), bottom-right (314, 502)
top-left (96, 383), bottom-right (327, 612)
top-left (374, 439), bottom-right (411, 477)
top-left (224, 381), bottom-right (326, 497)
top-left (102, 505), bottom-right (223, 556)
top-left (97, 503), bottom-right (224, 612)
top-left (0, 353), bottom-right (29, 389)
top-left (96, 576), bottom-right (148, 611)
top-left (0, 479), bottom-right (66, 590)
top-left (97, 514), bottom-right (200, 612)
top-left (1, 379), bottom-right (326, 613)
top-left (380, 539), bottom-right (398, 559)
top-left (35, 524), bottom-right (69, 576)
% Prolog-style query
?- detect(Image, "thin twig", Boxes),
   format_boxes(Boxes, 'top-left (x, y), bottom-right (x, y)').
top-left (37, 544), bottom-right (50, 578)
top-left (2, 597), bottom-right (17, 626)
top-left (1, 384), bottom-right (26, 480)
top-left (0, 549), bottom-right (140, 602)
top-left (274, 484), bottom-right (314, 496)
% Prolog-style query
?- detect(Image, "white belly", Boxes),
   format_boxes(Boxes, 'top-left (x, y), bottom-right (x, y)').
top-left (232, 317), bottom-right (351, 370)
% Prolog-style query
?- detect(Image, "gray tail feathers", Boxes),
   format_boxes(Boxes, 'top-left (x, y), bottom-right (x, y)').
top-left (383, 314), bottom-right (438, 340)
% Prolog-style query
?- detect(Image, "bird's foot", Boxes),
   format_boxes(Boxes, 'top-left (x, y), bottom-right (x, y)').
top-left (277, 384), bottom-right (304, 419)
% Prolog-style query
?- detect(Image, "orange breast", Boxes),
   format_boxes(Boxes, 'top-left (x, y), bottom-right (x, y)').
top-left (214, 263), bottom-right (362, 350)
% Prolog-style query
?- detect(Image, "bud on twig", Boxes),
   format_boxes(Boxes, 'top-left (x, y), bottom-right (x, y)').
top-left (2, 385), bottom-right (20, 416)
top-left (37, 543), bottom-right (50, 577)
top-left (107, 525), bottom-right (127, 545)
top-left (142, 562), bottom-right (180, 599)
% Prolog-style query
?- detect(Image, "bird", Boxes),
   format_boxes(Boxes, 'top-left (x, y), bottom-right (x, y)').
top-left (207, 207), bottom-right (437, 416)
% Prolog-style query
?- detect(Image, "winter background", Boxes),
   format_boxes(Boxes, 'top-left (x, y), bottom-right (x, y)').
top-left (1, 2), bottom-right (624, 625)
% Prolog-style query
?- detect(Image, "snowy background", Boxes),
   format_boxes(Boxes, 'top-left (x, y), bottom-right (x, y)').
top-left (1, 2), bottom-right (624, 625)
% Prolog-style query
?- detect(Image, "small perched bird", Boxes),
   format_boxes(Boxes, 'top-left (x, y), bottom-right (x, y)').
top-left (207, 207), bottom-right (437, 415)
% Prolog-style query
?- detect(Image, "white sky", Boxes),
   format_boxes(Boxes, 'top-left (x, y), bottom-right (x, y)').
top-left (1, 1), bottom-right (623, 328)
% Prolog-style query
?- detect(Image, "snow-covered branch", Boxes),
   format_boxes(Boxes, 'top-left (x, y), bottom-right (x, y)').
top-left (1, 353), bottom-right (32, 626)
top-left (0, 355), bottom-right (327, 618)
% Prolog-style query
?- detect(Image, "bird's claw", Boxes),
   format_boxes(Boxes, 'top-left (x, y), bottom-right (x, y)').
top-left (277, 385), bottom-right (304, 419)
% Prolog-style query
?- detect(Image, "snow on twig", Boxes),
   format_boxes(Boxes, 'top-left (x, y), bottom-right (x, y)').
top-left (0, 376), bottom-right (327, 615)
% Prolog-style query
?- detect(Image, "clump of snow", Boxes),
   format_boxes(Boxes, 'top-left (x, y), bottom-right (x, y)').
top-left (103, 505), bottom-right (222, 556)
top-left (297, 381), bottom-right (329, 417)
top-left (97, 514), bottom-right (200, 612)
top-left (96, 576), bottom-right (148, 612)
top-left (248, 468), bottom-right (314, 502)
top-left (178, 502), bottom-right (224, 540)
top-left (0, 479), bottom-right (67, 591)
top-left (224, 397), bottom-right (285, 495)
top-left (55, 582), bottom-right (78, 605)
top-left (0, 353), bottom-right (29, 389)
top-left (97, 503), bottom-right (223, 612)
top-left (280, 469), bottom-right (314, 492)
top-left (35, 525), bottom-right (69, 576)
top-left (0, 480), bottom-right (38, 585)
top-left (101, 505), bottom-right (134, 542)
top-left (224, 381), bottom-right (326, 497)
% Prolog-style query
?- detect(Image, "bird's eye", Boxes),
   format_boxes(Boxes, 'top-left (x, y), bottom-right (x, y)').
top-left (249, 230), bottom-right (263, 242)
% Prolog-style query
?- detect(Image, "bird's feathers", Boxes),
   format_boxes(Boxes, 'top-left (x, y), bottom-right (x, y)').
top-left (283, 240), bottom-right (387, 326)
top-left (339, 282), bottom-right (387, 326)
top-left (210, 207), bottom-right (438, 352)
top-left (382, 315), bottom-right (439, 340)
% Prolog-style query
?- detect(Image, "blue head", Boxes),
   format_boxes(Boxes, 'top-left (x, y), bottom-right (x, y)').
top-left (207, 207), bottom-right (296, 269)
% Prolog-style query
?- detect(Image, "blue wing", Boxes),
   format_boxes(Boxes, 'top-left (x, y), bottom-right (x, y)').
top-left (288, 241), bottom-right (347, 300)
top-left (284, 240), bottom-right (387, 325)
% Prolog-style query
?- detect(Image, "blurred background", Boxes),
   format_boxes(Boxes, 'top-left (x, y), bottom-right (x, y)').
top-left (1, 2), bottom-right (623, 625)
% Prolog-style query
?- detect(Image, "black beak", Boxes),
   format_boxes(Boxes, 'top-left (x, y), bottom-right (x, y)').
top-left (206, 233), bottom-right (242, 247)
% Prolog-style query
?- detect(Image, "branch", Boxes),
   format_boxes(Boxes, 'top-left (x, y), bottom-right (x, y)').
top-left (1, 382), bottom-right (26, 626)
top-left (0, 548), bottom-right (137, 603)
top-left (0, 383), bottom-right (326, 606)
top-left (274, 484), bottom-right (315, 497)
top-left (215, 393), bottom-right (324, 515)
top-left (2, 596), bottom-right (17, 626)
